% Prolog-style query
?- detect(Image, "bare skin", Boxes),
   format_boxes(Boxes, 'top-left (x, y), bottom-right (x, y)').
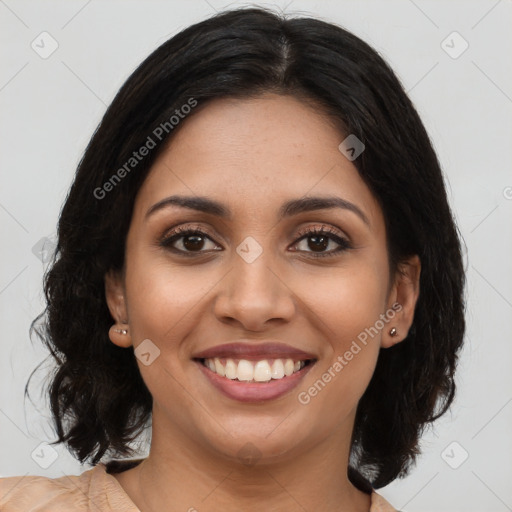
top-left (105, 93), bottom-right (420, 512)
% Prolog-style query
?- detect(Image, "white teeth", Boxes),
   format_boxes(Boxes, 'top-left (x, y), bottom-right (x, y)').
top-left (225, 359), bottom-right (237, 380)
top-left (284, 359), bottom-right (294, 376)
top-left (214, 357), bottom-right (225, 377)
top-left (237, 360), bottom-right (254, 381)
top-left (271, 359), bottom-right (285, 379)
top-left (254, 360), bottom-right (272, 382)
top-left (203, 357), bottom-right (309, 382)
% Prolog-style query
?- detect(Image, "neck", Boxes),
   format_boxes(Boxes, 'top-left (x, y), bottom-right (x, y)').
top-left (122, 407), bottom-right (371, 512)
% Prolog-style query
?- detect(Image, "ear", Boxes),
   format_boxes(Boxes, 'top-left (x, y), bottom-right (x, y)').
top-left (381, 255), bottom-right (421, 348)
top-left (105, 269), bottom-right (132, 348)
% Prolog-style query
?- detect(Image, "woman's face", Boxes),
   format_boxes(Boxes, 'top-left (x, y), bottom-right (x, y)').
top-left (107, 93), bottom-right (419, 465)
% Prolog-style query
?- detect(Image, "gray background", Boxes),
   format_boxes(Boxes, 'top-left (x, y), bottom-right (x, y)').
top-left (1, 1), bottom-right (511, 511)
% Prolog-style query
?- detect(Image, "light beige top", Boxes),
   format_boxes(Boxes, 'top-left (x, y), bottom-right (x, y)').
top-left (0, 463), bottom-right (399, 511)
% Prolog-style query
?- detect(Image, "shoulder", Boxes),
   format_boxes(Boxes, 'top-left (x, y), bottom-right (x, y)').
top-left (0, 464), bottom-right (398, 512)
top-left (0, 463), bottom-right (140, 511)
top-left (371, 490), bottom-right (401, 512)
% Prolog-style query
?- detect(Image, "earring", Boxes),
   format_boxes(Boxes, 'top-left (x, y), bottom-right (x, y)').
top-left (109, 324), bottom-right (131, 348)
top-left (389, 327), bottom-right (397, 337)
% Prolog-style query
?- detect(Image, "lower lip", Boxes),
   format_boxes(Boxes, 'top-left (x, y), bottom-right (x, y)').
top-left (195, 360), bottom-right (315, 403)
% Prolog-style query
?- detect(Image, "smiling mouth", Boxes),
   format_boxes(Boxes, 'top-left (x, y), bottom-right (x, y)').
top-left (195, 357), bottom-right (316, 383)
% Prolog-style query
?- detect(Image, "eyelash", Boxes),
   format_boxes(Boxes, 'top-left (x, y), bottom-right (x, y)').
top-left (159, 224), bottom-right (352, 258)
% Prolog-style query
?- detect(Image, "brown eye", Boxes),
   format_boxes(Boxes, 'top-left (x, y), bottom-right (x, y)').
top-left (293, 226), bottom-right (351, 257)
top-left (160, 227), bottom-right (221, 255)
top-left (159, 224), bottom-right (351, 258)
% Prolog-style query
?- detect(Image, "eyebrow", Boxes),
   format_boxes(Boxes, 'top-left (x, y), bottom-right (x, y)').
top-left (145, 194), bottom-right (370, 226)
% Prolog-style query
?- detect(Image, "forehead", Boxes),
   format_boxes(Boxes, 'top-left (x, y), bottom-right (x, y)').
top-left (133, 94), bottom-right (383, 230)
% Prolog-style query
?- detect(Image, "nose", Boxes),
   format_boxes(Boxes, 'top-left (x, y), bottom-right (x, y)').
top-left (213, 248), bottom-right (296, 331)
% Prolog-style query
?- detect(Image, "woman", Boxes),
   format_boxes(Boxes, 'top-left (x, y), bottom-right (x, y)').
top-left (0, 6), bottom-right (465, 512)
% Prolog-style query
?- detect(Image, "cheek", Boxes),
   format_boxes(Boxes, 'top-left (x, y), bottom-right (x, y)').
top-left (297, 259), bottom-right (388, 348)
top-left (124, 253), bottom-right (217, 343)
top-left (293, 262), bottom-right (387, 413)
top-left (122, 256), bottom-right (216, 405)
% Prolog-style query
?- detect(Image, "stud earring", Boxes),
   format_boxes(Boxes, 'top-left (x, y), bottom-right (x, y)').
top-left (389, 327), bottom-right (397, 337)
top-left (114, 328), bottom-right (128, 335)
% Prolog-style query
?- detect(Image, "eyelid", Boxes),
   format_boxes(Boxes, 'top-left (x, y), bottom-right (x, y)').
top-left (295, 223), bottom-right (348, 241)
top-left (159, 222), bottom-right (352, 257)
top-left (159, 223), bottom-right (222, 252)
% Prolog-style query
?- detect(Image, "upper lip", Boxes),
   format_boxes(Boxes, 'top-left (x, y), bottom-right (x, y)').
top-left (192, 341), bottom-right (317, 361)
